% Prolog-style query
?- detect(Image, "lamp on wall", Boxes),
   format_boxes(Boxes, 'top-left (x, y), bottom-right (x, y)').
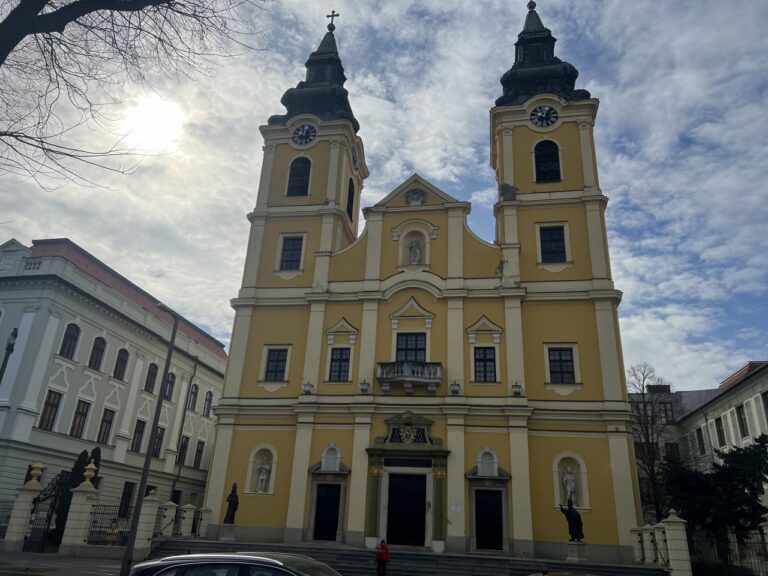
top-left (302, 380), bottom-right (314, 395)
top-left (358, 379), bottom-right (370, 394)
top-left (0, 327), bottom-right (18, 387)
top-left (449, 380), bottom-right (461, 396)
top-left (511, 381), bottom-right (523, 396)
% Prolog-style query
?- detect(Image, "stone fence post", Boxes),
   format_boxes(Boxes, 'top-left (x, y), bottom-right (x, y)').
top-left (641, 524), bottom-right (655, 564)
top-left (661, 510), bottom-right (692, 576)
top-left (196, 507), bottom-right (211, 539)
top-left (630, 527), bottom-right (644, 563)
top-left (59, 459), bottom-right (100, 556)
top-left (158, 502), bottom-right (177, 538)
top-left (134, 492), bottom-right (160, 561)
top-left (0, 462), bottom-right (44, 552)
top-left (179, 504), bottom-right (196, 537)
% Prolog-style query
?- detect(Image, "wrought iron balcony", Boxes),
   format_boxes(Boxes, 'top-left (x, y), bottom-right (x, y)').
top-left (376, 361), bottom-right (442, 395)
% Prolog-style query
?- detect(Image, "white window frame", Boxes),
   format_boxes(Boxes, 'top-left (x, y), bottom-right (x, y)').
top-left (477, 447), bottom-right (499, 477)
top-left (325, 345), bottom-right (353, 384)
top-left (535, 222), bottom-right (573, 273)
top-left (321, 443), bottom-right (341, 472)
top-left (469, 340), bottom-right (500, 384)
top-left (258, 345), bottom-right (291, 392)
top-left (543, 343), bottom-right (582, 396)
top-left (274, 233), bottom-right (307, 280)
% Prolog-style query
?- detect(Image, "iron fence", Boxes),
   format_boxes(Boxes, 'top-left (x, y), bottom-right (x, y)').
top-left (0, 499), bottom-right (13, 539)
top-left (689, 530), bottom-right (768, 576)
top-left (87, 504), bottom-right (132, 545)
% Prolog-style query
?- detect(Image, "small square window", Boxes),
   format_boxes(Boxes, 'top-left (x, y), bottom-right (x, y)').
top-left (540, 226), bottom-right (566, 263)
top-left (280, 237), bottom-right (303, 271)
top-left (548, 348), bottom-right (575, 384)
top-left (264, 349), bottom-right (288, 381)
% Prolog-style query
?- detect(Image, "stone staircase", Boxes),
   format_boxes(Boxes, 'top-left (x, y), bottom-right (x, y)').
top-left (152, 539), bottom-right (668, 576)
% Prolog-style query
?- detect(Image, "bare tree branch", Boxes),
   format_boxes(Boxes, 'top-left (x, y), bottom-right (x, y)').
top-left (0, 0), bottom-right (271, 184)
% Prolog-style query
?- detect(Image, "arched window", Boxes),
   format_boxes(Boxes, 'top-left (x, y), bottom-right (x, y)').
top-left (346, 178), bottom-right (355, 220)
top-left (112, 348), bottom-right (129, 381)
top-left (144, 363), bottom-right (158, 393)
top-left (287, 157), bottom-right (311, 196)
top-left (321, 444), bottom-right (340, 472)
top-left (534, 140), bottom-right (561, 182)
top-left (59, 323), bottom-right (80, 360)
top-left (164, 372), bottom-right (176, 401)
top-left (202, 391), bottom-right (213, 417)
top-left (87, 337), bottom-right (106, 371)
top-left (477, 447), bottom-right (499, 477)
top-left (187, 383), bottom-right (198, 411)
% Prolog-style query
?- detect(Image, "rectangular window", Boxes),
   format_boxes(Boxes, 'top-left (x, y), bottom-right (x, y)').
top-left (548, 348), bottom-right (575, 384)
top-left (396, 333), bottom-right (426, 362)
top-left (96, 408), bottom-right (115, 445)
top-left (38, 390), bottom-right (62, 431)
top-left (69, 399), bottom-right (91, 438)
top-left (118, 482), bottom-right (135, 518)
top-left (151, 426), bottom-right (165, 458)
top-left (279, 236), bottom-right (303, 271)
top-left (193, 440), bottom-right (205, 469)
top-left (715, 416), bottom-right (726, 447)
top-left (736, 404), bottom-right (749, 438)
top-left (129, 419), bottom-right (146, 453)
top-left (660, 402), bottom-right (674, 424)
top-left (539, 225), bottom-right (566, 263)
top-left (695, 427), bottom-right (706, 456)
top-left (474, 347), bottom-right (497, 382)
top-left (177, 435), bottom-right (190, 465)
top-left (264, 348), bottom-right (288, 381)
top-left (328, 348), bottom-right (350, 382)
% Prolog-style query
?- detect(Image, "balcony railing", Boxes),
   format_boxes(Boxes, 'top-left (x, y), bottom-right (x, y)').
top-left (376, 361), bottom-right (442, 394)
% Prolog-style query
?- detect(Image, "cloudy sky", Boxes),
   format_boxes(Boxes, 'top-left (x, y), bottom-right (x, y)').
top-left (2, 0), bottom-right (767, 390)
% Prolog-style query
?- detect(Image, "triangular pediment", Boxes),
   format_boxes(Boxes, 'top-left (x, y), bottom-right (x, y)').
top-left (373, 174), bottom-right (461, 209)
top-left (326, 318), bottom-right (358, 335)
top-left (391, 297), bottom-right (434, 321)
top-left (0, 238), bottom-right (27, 252)
top-left (466, 315), bottom-right (502, 334)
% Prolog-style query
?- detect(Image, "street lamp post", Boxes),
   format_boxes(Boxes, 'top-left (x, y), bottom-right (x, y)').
top-left (120, 305), bottom-right (180, 576)
top-left (0, 327), bottom-right (18, 386)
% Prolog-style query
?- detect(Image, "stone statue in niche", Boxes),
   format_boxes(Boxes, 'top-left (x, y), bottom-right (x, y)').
top-left (223, 482), bottom-right (239, 524)
top-left (409, 237), bottom-right (422, 265)
top-left (256, 458), bottom-right (272, 493)
top-left (562, 466), bottom-right (577, 504)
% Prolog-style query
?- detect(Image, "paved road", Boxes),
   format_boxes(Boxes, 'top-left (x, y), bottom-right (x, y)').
top-left (0, 552), bottom-right (121, 575)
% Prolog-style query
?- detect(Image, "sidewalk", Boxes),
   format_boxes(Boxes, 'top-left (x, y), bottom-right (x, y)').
top-left (0, 552), bottom-right (121, 576)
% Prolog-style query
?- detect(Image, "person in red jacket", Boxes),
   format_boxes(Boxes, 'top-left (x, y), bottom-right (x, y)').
top-left (375, 539), bottom-right (390, 576)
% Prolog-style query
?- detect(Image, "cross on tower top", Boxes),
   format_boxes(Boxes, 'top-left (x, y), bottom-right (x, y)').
top-left (326, 10), bottom-right (339, 31)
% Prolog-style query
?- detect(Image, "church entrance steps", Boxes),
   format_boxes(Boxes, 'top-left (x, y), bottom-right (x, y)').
top-left (152, 539), bottom-right (667, 576)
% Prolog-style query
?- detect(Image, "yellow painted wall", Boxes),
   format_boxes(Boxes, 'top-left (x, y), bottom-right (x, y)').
top-left (268, 143), bottom-right (331, 206)
top-left (528, 434), bottom-right (619, 544)
top-left (241, 306), bottom-right (309, 397)
top-left (522, 300), bottom-right (603, 401)
top-left (223, 428), bottom-right (297, 525)
top-left (329, 230), bottom-right (368, 281)
top-left (462, 226), bottom-right (501, 279)
top-left (518, 204), bottom-right (593, 281)
top-left (512, 122), bottom-right (585, 193)
top-left (256, 218), bottom-right (321, 287)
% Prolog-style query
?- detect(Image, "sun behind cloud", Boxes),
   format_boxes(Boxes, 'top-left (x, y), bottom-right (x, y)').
top-left (121, 96), bottom-right (185, 154)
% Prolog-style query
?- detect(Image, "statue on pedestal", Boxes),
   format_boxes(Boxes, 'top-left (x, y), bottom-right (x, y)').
top-left (559, 499), bottom-right (584, 542)
top-left (223, 482), bottom-right (239, 524)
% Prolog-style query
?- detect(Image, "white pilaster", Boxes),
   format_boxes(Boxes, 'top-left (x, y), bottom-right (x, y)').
top-left (594, 300), bottom-right (623, 401)
top-left (357, 301), bottom-right (379, 383)
top-left (255, 145), bottom-right (276, 208)
top-left (347, 411), bottom-right (372, 544)
top-left (302, 302), bottom-right (326, 386)
top-left (223, 308), bottom-right (253, 398)
top-left (502, 128), bottom-right (514, 185)
top-left (503, 298), bottom-right (525, 394)
top-left (446, 299), bottom-right (464, 386)
top-left (585, 200), bottom-right (609, 279)
top-left (326, 141), bottom-right (341, 203)
top-left (608, 431), bottom-right (638, 547)
top-left (285, 417), bottom-right (314, 541)
top-left (241, 215), bottom-right (266, 288)
top-left (445, 413), bottom-right (466, 545)
top-left (578, 121), bottom-right (597, 193)
top-left (447, 208), bottom-right (464, 289)
top-left (204, 419), bottom-right (234, 523)
top-left (363, 212), bottom-right (382, 290)
top-left (18, 312), bottom-right (59, 413)
top-left (508, 421), bottom-right (533, 548)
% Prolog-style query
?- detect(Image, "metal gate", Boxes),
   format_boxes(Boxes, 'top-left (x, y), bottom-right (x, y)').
top-left (23, 471), bottom-right (70, 553)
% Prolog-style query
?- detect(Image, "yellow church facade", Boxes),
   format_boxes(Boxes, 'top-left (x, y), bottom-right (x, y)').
top-left (205, 3), bottom-right (641, 562)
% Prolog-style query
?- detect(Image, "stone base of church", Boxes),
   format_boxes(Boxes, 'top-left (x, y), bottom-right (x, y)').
top-left (512, 539), bottom-right (535, 557)
top-left (533, 541), bottom-right (634, 564)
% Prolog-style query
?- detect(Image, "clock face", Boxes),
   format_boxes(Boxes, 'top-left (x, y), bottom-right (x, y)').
top-left (530, 105), bottom-right (559, 128)
top-left (291, 124), bottom-right (316, 145)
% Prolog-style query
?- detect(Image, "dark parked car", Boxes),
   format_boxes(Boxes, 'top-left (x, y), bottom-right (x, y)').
top-left (130, 553), bottom-right (343, 576)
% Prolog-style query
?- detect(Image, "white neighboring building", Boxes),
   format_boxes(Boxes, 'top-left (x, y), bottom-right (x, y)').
top-left (0, 238), bottom-right (227, 509)
top-left (677, 362), bottom-right (768, 474)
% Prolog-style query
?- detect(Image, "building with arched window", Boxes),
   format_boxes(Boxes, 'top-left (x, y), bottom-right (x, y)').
top-left (0, 237), bottom-right (226, 511)
top-left (206, 3), bottom-right (641, 565)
